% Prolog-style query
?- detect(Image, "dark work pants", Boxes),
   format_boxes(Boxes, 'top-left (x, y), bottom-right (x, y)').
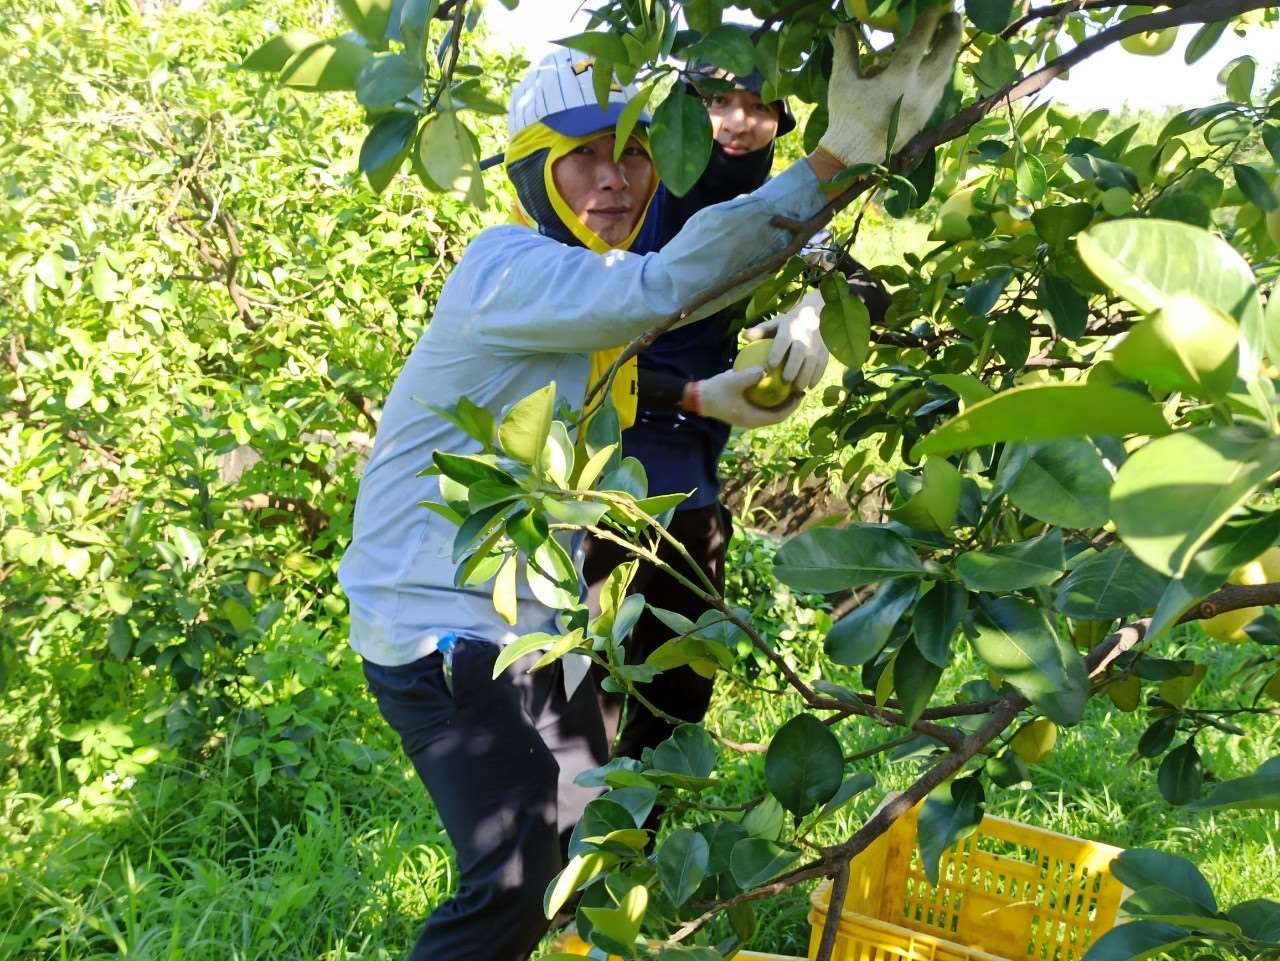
top-left (581, 501), bottom-right (731, 763)
top-left (363, 639), bottom-right (610, 961)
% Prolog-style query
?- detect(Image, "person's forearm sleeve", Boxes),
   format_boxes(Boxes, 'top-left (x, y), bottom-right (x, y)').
top-left (463, 161), bottom-right (827, 354)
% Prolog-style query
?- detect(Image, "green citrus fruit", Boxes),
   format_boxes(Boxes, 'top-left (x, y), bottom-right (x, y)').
top-left (734, 337), bottom-right (793, 409)
top-left (1111, 292), bottom-right (1238, 398)
top-left (1011, 718), bottom-right (1057, 764)
top-left (844, 0), bottom-right (900, 32)
top-left (1120, 28), bottom-right (1177, 55)
top-left (1107, 674), bottom-right (1142, 712)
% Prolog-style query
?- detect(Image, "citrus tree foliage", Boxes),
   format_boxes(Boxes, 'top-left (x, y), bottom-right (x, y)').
top-left (249, 0), bottom-right (1280, 956)
top-left (0, 0), bottom-right (519, 825)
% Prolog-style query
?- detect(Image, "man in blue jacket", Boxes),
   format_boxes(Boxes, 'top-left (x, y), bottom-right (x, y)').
top-left (340, 13), bottom-right (960, 960)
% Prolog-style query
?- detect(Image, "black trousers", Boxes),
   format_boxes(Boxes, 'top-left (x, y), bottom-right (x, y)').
top-left (363, 639), bottom-right (610, 961)
top-left (582, 501), bottom-right (731, 763)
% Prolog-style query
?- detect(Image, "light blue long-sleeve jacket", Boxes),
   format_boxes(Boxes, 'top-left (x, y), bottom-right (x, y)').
top-left (338, 160), bottom-right (827, 667)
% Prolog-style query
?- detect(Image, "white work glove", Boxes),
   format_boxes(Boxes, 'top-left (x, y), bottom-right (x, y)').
top-left (744, 290), bottom-right (830, 391)
top-left (687, 367), bottom-right (803, 428)
top-left (818, 7), bottom-right (963, 169)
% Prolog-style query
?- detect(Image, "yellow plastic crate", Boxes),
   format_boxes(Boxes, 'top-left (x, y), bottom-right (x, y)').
top-left (809, 806), bottom-right (1126, 961)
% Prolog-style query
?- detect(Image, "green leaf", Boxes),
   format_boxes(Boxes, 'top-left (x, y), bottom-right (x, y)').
top-left (657, 830), bottom-right (709, 906)
top-left (912, 582), bottom-right (967, 667)
top-left (825, 578), bottom-right (920, 666)
top-left (973, 595), bottom-right (1088, 724)
top-left (1184, 19), bottom-right (1227, 64)
top-left (556, 31), bottom-right (631, 63)
top-left (913, 384), bottom-right (1168, 459)
top-left (491, 632), bottom-right (555, 678)
top-left (1016, 154), bottom-right (1048, 201)
top-left (917, 777), bottom-right (984, 885)
top-left (1082, 922), bottom-right (1191, 961)
top-left (819, 274), bottom-right (871, 370)
top-left (1054, 546), bottom-right (1167, 620)
top-left (241, 30), bottom-right (322, 72)
top-left (890, 456), bottom-right (963, 534)
top-left (650, 92), bottom-right (712, 197)
top-left (356, 53), bottom-right (423, 109)
top-left (956, 530), bottom-right (1065, 593)
top-left (687, 25), bottom-right (756, 76)
top-left (1110, 426), bottom-right (1280, 578)
top-left (1234, 163), bottom-right (1278, 213)
top-left (613, 84), bottom-right (655, 161)
top-left (1189, 764), bottom-right (1280, 812)
top-left (582, 884), bottom-right (648, 958)
top-left (526, 538), bottom-right (577, 609)
top-left (972, 39), bottom-right (1017, 96)
top-left (492, 553), bottom-right (518, 625)
top-left (338, 0), bottom-right (392, 44)
top-left (499, 383), bottom-right (556, 467)
top-left (1076, 219), bottom-right (1263, 345)
top-left (1111, 849), bottom-right (1217, 912)
top-left (1158, 742), bottom-right (1203, 806)
top-left (650, 724), bottom-right (717, 779)
top-left (545, 851), bottom-right (615, 919)
top-left (1003, 440), bottom-right (1112, 529)
top-left (817, 772), bottom-right (876, 820)
top-left (965, 0), bottom-right (1016, 33)
top-left (740, 795), bottom-right (785, 840)
top-left (729, 838), bottom-right (799, 890)
top-left (359, 113), bottom-right (416, 193)
top-left (1227, 898), bottom-right (1280, 942)
top-left (1031, 202), bottom-right (1094, 246)
top-left (569, 797), bottom-right (637, 857)
top-left (774, 526), bottom-right (925, 594)
top-left (894, 637), bottom-right (943, 727)
top-left (764, 713), bottom-right (844, 816)
top-left (1220, 55), bottom-right (1256, 103)
top-left (280, 39), bottom-right (372, 91)
top-left (1039, 273), bottom-right (1088, 341)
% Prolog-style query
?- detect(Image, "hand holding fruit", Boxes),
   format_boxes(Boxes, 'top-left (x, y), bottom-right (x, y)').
top-left (744, 290), bottom-right (830, 393)
top-left (686, 364), bottom-right (802, 427)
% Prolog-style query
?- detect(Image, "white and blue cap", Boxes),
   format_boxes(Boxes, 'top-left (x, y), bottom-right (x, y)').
top-left (507, 46), bottom-right (650, 140)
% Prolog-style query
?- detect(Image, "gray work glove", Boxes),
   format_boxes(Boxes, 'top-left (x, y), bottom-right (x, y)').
top-left (818, 7), bottom-right (963, 168)
top-left (744, 290), bottom-right (830, 392)
top-left (687, 367), bottom-right (802, 428)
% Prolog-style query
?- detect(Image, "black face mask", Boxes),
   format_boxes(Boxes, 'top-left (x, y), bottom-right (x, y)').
top-left (702, 138), bottom-right (775, 201)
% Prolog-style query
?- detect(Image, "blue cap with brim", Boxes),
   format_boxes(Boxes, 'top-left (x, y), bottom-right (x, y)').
top-left (542, 101), bottom-right (645, 137)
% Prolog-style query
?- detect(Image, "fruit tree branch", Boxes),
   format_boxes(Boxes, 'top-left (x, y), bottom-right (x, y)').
top-left (582, 0), bottom-right (1272, 411)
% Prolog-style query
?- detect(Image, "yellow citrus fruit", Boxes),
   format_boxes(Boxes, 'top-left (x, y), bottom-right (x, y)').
top-left (1258, 546), bottom-right (1280, 582)
top-left (1011, 718), bottom-right (1058, 765)
top-left (1201, 559), bottom-right (1267, 642)
top-left (992, 206), bottom-right (1033, 236)
top-left (734, 337), bottom-right (793, 409)
top-left (844, 0), bottom-right (900, 32)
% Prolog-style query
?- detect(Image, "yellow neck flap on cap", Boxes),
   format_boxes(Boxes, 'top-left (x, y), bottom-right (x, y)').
top-left (505, 123), bottom-right (658, 432)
